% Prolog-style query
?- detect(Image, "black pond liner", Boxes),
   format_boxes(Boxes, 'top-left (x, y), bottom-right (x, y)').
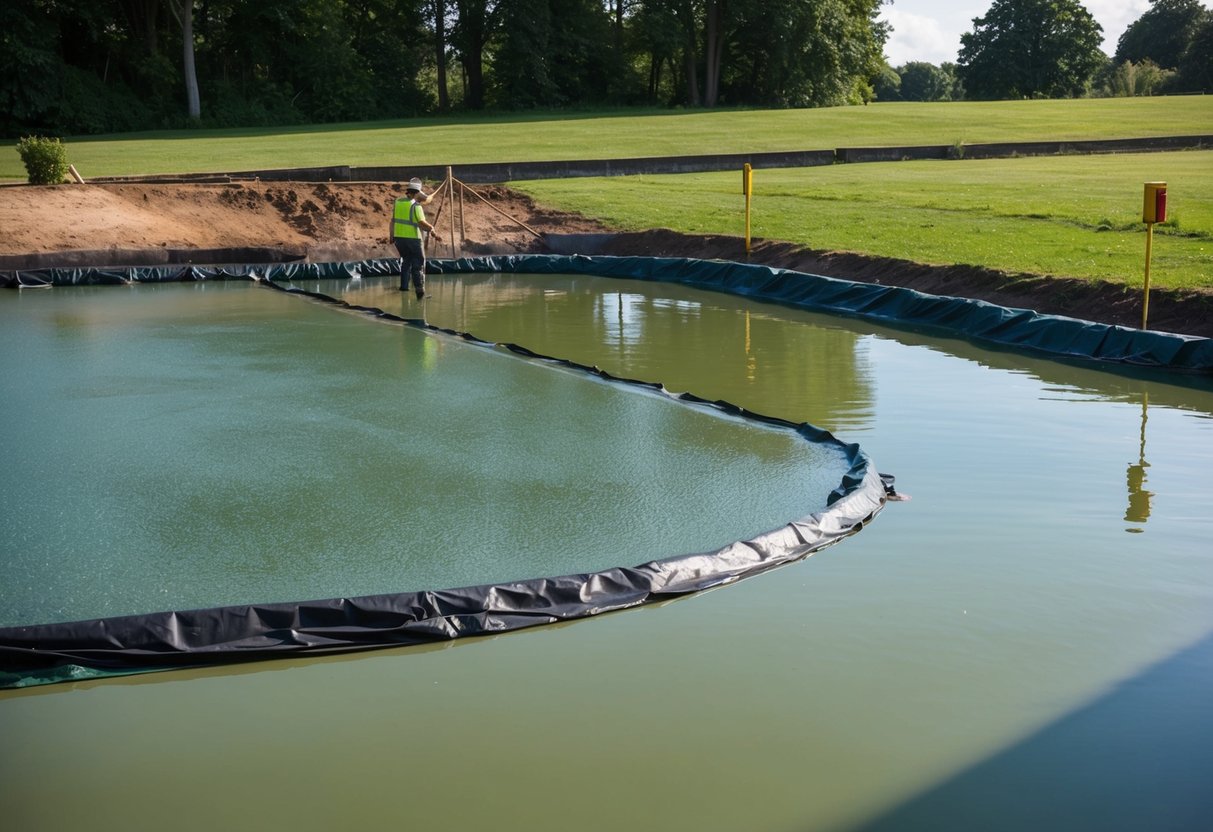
top-left (0, 267), bottom-right (894, 689)
top-left (7, 252), bottom-right (1211, 372)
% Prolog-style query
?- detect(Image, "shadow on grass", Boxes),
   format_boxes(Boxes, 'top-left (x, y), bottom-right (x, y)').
top-left (851, 629), bottom-right (1213, 832)
top-left (20, 107), bottom-right (747, 145)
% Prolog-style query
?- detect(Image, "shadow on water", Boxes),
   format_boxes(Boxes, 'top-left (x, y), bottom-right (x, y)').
top-left (850, 629), bottom-right (1213, 832)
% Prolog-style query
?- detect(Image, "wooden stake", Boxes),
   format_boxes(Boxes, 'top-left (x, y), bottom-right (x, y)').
top-left (455, 177), bottom-right (545, 240)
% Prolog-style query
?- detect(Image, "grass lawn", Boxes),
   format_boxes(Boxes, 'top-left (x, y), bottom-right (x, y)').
top-left (3, 99), bottom-right (1210, 289)
top-left (2, 97), bottom-right (1210, 181)
top-left (516, 149), bottom-right (1213, 290)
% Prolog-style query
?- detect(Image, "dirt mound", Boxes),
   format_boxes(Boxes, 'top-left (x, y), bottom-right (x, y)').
top-left (2, 181), bottom-right (1210, 338)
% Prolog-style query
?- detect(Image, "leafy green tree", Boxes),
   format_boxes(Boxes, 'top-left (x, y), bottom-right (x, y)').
top-left (546, 0), bottom-right (623, 103)
top-left (344, 0), bottom-right (432, 117)
top-left (1115, 0), bottom-right (1208, 69)
top-left (898, 61), bottom-right (954, 101)
top-left (940, 61), bottom-right (965, 99)
top-left (872, 63), bottom-right (901, 101)
top-left (1177, 14), bottom-right (1213, 91)
top-left (0, 0), bottom-right (168, 136)
top-left (492, 0), bottom-right (559, 106)
top-left (629, 0), bottom-right (683, 102)
top-left (0, 1), bottom-right (64, 136)
top-left (451, 0), bottom-right (498, 108)
top-left (658, 0), bottom-right (886, 108)
top-left (1097, 59), bottom-right (1173, 96)
top-left (490, 0), bottom-right (621, 109)
top-left (790, 0), bottom-right (888, 106)
top-left (957, 0), bottom-right (1106, 99)
top-left (432, 0), bottom-right (452, 109)
top-left (167, 0), bottom-right (200, 120)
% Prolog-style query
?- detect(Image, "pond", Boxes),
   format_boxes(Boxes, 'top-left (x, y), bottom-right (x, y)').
top-left (2, 271), bottom-right (1211, 831)
top-left (0, 281), bottom-right (844, 628)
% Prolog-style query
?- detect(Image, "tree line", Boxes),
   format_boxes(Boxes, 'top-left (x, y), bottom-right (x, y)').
top-left (2, 0), bottom-right (1210, 139)
top-left (0, 0), bottom-right (887, 137)
top-left (881, 0), bottom-right (1211, 102)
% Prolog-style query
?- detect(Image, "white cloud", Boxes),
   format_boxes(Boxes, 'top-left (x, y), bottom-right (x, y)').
top-left (879, 0), bottom-right (1194, 67)
top-left (1083, 0), bottom-right (1152, 52)
top-left (881, 10), bottom-right (956, 66)
top-left (880, 3), bottom-right (987, 66)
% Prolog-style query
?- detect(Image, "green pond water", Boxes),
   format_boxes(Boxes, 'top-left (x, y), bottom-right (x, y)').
top-left (0, 282), bottom-right (842, 627)
top-left (2, 272), bottom-right (1212, 831)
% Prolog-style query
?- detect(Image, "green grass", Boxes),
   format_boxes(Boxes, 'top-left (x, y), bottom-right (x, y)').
top-left (516, 149), bottom-right (1213, 291)
top-left (3, 99), bottom-right (1211, 289)
top-left (2, 98), bottom-right (1211, 181)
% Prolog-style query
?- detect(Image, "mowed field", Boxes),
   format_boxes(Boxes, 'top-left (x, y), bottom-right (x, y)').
top-left (4, 97), bottom-right (1211, 288)
top-left (517, 149), bottom-right (1213, 290)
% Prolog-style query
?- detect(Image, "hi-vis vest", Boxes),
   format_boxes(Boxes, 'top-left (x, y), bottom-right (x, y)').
top-left (392, 198), bottom-right (425, 240)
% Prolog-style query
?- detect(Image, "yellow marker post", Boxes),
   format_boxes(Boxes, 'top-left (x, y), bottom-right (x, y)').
top-left (1141, 182), bottom-right (1167, 330)
top-left (742, 163), bottom-right (753, 255)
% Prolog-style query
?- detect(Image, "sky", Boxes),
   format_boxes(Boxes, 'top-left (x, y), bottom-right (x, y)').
top-left (878, 0), bottom-right (1170, 66)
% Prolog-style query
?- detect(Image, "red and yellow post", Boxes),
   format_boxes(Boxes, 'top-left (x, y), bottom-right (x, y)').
top-left (743, 163), bottom-right (754, 255)
top-left (1141, 181), bottom-right (1167, 330)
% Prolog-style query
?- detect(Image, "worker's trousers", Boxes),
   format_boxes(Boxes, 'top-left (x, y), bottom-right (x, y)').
top-left (394, 237), bottom-right (426, 294)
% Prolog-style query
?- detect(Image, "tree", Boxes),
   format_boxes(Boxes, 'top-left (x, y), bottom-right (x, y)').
top-left (492, 0), bottom-right (558, 107)
top-left (898, 61), bottom-right (954, 101)
top-left (1177, 14), bottom-right (1213, 91)
top-left (451, 0), bottom-right (497, 109)
top-left (630, 0), bottom-right (683, 102)
top-left (940, 61), bottom-right (965, 99)
top-left (1098, 58), bottom-right (1173, 96)
top-left (490, 0), bottom-right (618, 108)
top-left (434, 0), bottom-right (451, 109)
top-left (0, 0), bottom-right (63, 135)
top-left (347, 0), bottom-right (432, 117)
top-left (872, 63), bottom-right (901, 100)
top-left (658, 0), bottom-right (886, 108)
top-left (957, 0), bottom-right (1106, 99)
top-left (761, 0), bottom-right (886, 106)
top-left (168, 0), bottom-right (201, 120)
top-left (1115, 0), bottom-right (1208, 69)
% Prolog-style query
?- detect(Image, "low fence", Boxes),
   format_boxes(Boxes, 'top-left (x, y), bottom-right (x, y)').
top-left (87, 135), bottom-right (1212, 185)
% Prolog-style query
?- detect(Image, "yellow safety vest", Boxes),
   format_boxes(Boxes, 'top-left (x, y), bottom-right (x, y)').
top-left (392, 198), bottom-right (425, 239)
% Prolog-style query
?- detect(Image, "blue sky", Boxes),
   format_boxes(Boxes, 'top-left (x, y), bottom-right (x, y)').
top-left (878, 0), bottom-right (1178, 65)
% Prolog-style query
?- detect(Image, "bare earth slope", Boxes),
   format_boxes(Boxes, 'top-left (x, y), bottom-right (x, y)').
top-left (2, 181), bottom-right (1210, 338)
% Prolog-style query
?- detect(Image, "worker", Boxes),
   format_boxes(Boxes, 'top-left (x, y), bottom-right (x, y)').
top-left (390, 177), bottom-right (440, 298)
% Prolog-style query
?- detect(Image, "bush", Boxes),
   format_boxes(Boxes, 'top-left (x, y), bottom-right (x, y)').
top-left (16, 135), bottom-right (68, 184)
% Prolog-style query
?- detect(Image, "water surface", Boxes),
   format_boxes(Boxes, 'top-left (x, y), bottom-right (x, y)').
top-left (2, 272), bottom-right (1211, 831)
top-left (0, 281), bottom-right (843, 626)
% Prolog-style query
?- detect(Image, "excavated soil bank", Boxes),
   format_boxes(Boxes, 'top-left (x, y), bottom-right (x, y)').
top-left (2, 181), bottom-right (1210, 338)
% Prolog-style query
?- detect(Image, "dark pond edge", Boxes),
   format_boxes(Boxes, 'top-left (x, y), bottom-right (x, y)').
top-left (6, 254), bottom-right (1211, 372)
top-left (431, 254), bottom-right (1213, 374)
top-left (0, 271), bottom-right (892, 689)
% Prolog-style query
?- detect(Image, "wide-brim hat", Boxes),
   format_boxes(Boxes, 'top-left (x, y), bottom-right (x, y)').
top-left (406, 178), bottom-right (424, 192)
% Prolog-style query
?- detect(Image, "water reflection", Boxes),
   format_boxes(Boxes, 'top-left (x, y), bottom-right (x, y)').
top-left (1125, 393), bottom-right (1153, 532)
top-left (369, 273), bottom-right (878, 433)
top-left (6, 272), bottom-right (1213, 830)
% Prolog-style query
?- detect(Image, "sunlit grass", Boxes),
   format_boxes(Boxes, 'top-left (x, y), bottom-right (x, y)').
top-left (516, 150), bottom-right (1213, 290)
top-left (2, 97), bottom-right (1210, 180)
top-left (3, 99), bottom-right (1210, 288)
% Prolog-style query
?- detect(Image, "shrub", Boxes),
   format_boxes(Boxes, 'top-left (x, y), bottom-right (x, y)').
top-left (16, 135), bottom-right (68, 184)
